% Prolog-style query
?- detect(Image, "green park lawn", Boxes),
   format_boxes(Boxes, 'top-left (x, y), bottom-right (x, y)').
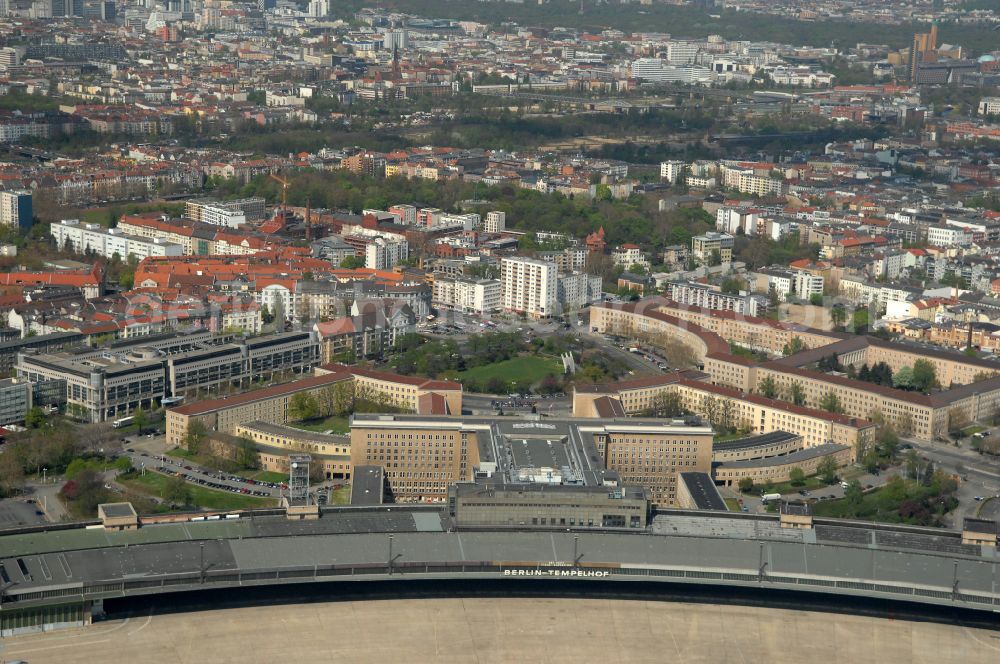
top-left (252, 470), bottom-right (289, 483)
top-left (121, 471), bottom-right (277, 511)
top-left (457, 355), bottom-right (562, 388)
top-left (330, 484), bottom-right (352, 505)
top-left (288, 415), bottom-right (350, 434)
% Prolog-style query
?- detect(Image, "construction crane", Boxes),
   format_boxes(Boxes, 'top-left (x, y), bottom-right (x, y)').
top-left (269, 173), bottom-right (291, 213)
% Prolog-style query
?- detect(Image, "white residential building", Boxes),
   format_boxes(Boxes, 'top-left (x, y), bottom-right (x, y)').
top-left (484, 210), bottom-right (506, 233)
top-left (433, 277), bottom-right (501, 314)
top-left (668, 281), bottom-right (766, 316)
top-left (501, 256), bottom-right (557, 319)
top-left (665, 41), bottom-right (700, 64)
top-left (197, 205), bottom-right (246, 228)
top-left (440, 212), bottom-right (481, 231)
top-left (927, 225), bottom-right (973, 246)
top-left (50, 219), bottom-right (183, 260)
top-left (556, 272), bottom-right (603, 312)
top-left (716, 207), bottom-right (761, 236)
top-left (660, 161), bottom-right (686, 184)
top-left (979, 97), bottom-right (1000, 116)
top-left (794, 270), bottom-right (824, 300)
top-left (631, 58), bottom-right (714, 84)
top-left (873, 252), bottom-right (907, 281)
top-left (364, 236), bottom-right (408, 270)
top-left (759, 268), bottom-right (824, 301)
top-left (685, 175), bottom-right (716, 190)
top-left (612, 244), bottom-right (649, 269)
top-left (0, 190), bottom-right (31, 229)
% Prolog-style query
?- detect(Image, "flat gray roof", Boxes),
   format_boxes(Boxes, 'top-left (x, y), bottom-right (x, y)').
top-left (715, 443), bottom-right (849, 469)
top-left (713, 430), bottom-right (801, 452)
top-left (351, 466), bottom-right (384, 506)
top-left (2, 510), bottom-right (997, 614)
top-left (679, 472), bottom-right (727, 510)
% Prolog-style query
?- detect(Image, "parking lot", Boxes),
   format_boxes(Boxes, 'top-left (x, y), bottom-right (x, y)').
top-left (124, 448), bottom-right (283, 499)
top-left (0, 498), bottom-right (47, 528)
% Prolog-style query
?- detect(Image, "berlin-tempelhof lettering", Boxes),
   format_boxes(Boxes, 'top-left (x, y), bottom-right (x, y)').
top-left (503, 569), bottom-right (611, 577)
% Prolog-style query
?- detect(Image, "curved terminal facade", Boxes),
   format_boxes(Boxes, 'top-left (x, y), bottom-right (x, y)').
top-left (1, 507), bottom-right (998, 635)
top-left (588, 297), bottom-right (1000, 441)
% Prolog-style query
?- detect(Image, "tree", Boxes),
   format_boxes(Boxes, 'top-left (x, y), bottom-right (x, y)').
top-left (24, 407), bottom-right (48, 429)
top-left (817, 456), bottom-right (839, 484)
top-left (844, 480), bottom-right (864, 506)
top-left (904, 449), bottom-right (921, 479)
top-left (896, 412), bottom-right (914, 437)
top-left (758, 375), bottom-right (778, 399)
top-left (538, 374), bottom-right (562, 395)
top-left (0, 451), bottom-right (25, 497)
top-left (861, 445), bottom-right (879, 473)
top-left (782, 336), bottom-right (806, 356)
top-left (486, 376), bottom-right (506, 394)
top-left (340, 255), bottom-right (365, 269)
top-left (133, 406), bottom-right (147, 435)
top-left (738, 477), bottom-right (754, 493)
top-left (289, 392), bottom-right (320, 421)
top-left (877, 425), bottom-right (899, 460)
top-left (184, 420), bottom-right (208, 455)
top-left (163, 475), bottom-right (192, 506)
top-left (809, 293), bottom-right (823, 306)
top-left (819, 391), bottom-right (843, 414)
top-left (787, 382), bottom-right (806, 406)
top-left (947, 408), bottom-right (970, 438)
top-left (830, 305), bottom-right (848, 329)
top-left (701, 395), bottom-right (719, 427)
top-left (817, 353), bottom-right (841, 372)
top-left (789, 466), bottom-right (806, 486)
top-left (237, 436), bottom-right (260, 470)
top-left (645, 390), bottom-right (686, 418)
top-left (911, 359), bottom-right (939, 392)
top-left (892, 367), bottom-right (917, 390)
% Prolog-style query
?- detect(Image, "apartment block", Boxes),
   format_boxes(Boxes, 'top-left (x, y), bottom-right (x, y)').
top-left (557, 271), bottom-right (603, 312)
top-left (668, 281), bottom-right (767, 317)
top-left (364, 236), bottom-right (408, 270)
top-left (433, 276), bottom-right (501, 314)
top-left (51, 219), bottom-right (183, 260)
top-left (691, 232), bottom-right (733, 264)
top-left (0, 190), bottom-right (32, 230)
top-left (660, 160), bottom-right (686, 184)
top-left (501, 256), bottom-right (557, 318)
top-left (484, 210), bottom-right (506, 233)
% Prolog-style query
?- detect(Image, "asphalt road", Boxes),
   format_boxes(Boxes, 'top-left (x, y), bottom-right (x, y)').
top-left (906, 437), bottom-right (1000, 527)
